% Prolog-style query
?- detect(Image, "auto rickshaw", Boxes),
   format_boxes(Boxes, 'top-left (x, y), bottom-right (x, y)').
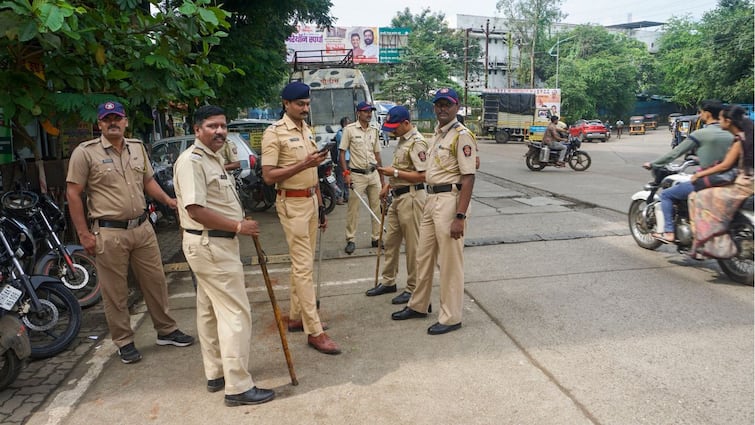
top-left (643, 114), bottom-right (658, 130)
top-left (668, 113), bottom-right (682, 132)
top-left (629, 116), bottom-right (645, 135)
top-left (670, 114), bottom-right (702, 148)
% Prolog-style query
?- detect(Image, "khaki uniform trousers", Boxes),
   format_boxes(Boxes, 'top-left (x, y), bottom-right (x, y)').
top-left (275, 194), bottom-right (324, 336)
top-left (381, 188), bottom-right (426, 291)
top-left (94, 220), bottom-right (177, 347)
top-left (346, 171), bottom-right (382, 242)
top-left (182, 233), bottom-right (254, 395)
top-left (407, 192), bottom-right (467, 325)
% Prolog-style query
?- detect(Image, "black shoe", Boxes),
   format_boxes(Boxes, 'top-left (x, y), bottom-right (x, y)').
top-left (391, 291), bottom-right (411, 304)
top-left (391, 306), bottom-right (428, 320)
top-left (371, 239), bottom-right (383, 248)
top-left (345, 241), bottom-right (356, 255)
top-left (366, 284), bottom-right (397, 296)
top-left (224, 387), bottom-right (276, 407)
top-left (207, 377), bottom-right (225, 393)
top-left (156, 329), bottom-right (195, 347)
top-left (118, 342), bottom-right (142, 364)
top-left (427, 322), bottom-right (462, 335)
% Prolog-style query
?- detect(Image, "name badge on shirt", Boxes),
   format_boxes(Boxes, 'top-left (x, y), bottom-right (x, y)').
top-left (102, 159), bottom-right (114, 164)
top-left (220, 174), bottom-right (228, 180)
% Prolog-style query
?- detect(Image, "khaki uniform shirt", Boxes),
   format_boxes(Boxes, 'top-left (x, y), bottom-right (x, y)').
top-left (389, 127), bottom-right (428, 187)
top-left (340, 122), bottom-right (380, 170)
top-left (425, 120), bottom-right (477, 185)
top-left (173, 139), bottom-right (243, 229)
top-left (261, 114), bottom-right (318, 189)
top-left (66, 136), bottom-right (153, 220)
top-left (219, 140), bottom-right (239, 165)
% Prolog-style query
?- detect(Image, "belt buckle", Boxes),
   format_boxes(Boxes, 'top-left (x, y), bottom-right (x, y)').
top-left (127, 217), bottom-right (139, 229)
top-left (308, 187), bottom-right (316, 197)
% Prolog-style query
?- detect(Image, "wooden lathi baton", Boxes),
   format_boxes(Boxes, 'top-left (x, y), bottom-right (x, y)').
top-left (251, 234), bottom-right (298, 386)
top-left (374, 197), bottom-right (388, 287)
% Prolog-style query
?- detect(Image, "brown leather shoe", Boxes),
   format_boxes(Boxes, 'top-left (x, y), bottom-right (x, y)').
top-left (287, 319), bottom-right (328, 333)
top-left (307, 332), bottom-right (341, 355)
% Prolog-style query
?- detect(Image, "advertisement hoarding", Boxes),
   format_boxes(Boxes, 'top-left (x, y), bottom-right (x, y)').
top-left (286, 24), bottom-right (409, 64)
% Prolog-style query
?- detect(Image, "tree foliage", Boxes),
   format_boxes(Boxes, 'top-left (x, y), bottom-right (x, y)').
top-left (549, 25), bottom-right (652, 121)
top-left (0, 0), bottom-right (231, 151)
top-left (206, 0), bottom-right (334, 114)
top-left (379, 8), bottom-right (481, 106)
top-left (655, 0), bottom-right (754, 107)
top-left (496, 0), bottom-right (565, 87)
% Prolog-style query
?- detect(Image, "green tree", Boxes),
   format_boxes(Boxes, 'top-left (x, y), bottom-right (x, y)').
top-left (549, 25), bottom-right (651, 121)
top-left (206, 0), bottom-right (334, 114)
top-left (655, 0), bottom-right (754, 107)
top-left (380, 8), bottom-right (481, 105)
top-left (0, 0), bottom-right (231, 154)
top-left (496, 0), bottom-right (565, 87)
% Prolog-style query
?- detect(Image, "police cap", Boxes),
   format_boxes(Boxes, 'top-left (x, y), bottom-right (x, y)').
top-left (281, 82), bottom-right (311, 101)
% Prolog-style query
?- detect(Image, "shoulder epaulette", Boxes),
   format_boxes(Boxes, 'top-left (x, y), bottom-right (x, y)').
top-left (79, 139), bottom-right (100, 148)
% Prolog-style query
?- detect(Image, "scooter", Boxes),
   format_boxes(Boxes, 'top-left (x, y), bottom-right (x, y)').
top-left (0, 314), bottom-right (31, 391)
top-left (628, 159), bottom-right (754, 284)
top-left (317, 159), bottom-right (338, 215)
top-left (525, 136), bottom-right (592, 171)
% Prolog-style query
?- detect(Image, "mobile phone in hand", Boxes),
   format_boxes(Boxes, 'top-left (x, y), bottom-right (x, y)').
top-left (318, 141), bottom-right (336, 154)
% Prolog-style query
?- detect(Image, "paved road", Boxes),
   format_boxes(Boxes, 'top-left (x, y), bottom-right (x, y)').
top-left (5, 127), bottom-right (753, 425)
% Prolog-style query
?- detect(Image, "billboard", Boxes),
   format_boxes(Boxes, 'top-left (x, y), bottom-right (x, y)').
top-left (286, 24), bottom-right (409, 64)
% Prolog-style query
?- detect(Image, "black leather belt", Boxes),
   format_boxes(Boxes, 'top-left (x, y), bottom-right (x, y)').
top-left (426, 184), bottom-right (461, 194)
top-left (97, 211), bottom-right (148, 229)
top-left (350, 166), bottom-right (376, 175)
top-left (391, 183), bottom-right (425, 197)
top-left (185, 229), bottom-right (236, 239)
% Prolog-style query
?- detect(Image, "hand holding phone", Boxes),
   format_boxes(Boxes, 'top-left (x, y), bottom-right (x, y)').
top-left (318, 141), bottom-right (336, 154)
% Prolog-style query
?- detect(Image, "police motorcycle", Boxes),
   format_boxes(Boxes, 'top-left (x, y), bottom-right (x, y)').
top-left (628, 157), bottom-right (754, 284)
top-left (317, 158), bottom-right (338, 215)
top-left (0, 215), bottom-right (82, 358)
top-left (232, 153), bottom-right (276, 213)
top-left (525, 136), bottom-right (592, 171)
top-left (3, 153), bottom-right (100, 308)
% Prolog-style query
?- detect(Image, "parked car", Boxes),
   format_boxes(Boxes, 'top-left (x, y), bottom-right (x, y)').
top-left (150, 133), bottom-right (257, 170)
top-left (568, 119), bottom-right (608, 143)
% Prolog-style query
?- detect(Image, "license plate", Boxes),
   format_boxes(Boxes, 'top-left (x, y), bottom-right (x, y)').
top-left (0, 285), bottom-right (22, 311)
top-left (326, 175), bottom-right (336, 184)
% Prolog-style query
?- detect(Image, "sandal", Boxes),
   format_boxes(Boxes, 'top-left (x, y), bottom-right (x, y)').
top-left (651, 232), bottom-right (674, 244)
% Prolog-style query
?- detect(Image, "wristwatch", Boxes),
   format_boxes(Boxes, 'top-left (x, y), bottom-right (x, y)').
top-left (455, 213), bottom-right (467, 220)
top-left (393, 169), bottom-right (399, 178)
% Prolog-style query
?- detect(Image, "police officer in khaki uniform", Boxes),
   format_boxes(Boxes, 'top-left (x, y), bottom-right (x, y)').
top-left (173, 105), bottom-right (275, 406)
top-left (66, 101), bottom-right (194, 364)
top-left (261, 82), bottom-right (341, 355)
top-left (339, 101), bottom-right (385, 254)
top-left (367, 106), bottom-right (428, 304)
top-left (391, 88), bottom-right (477, 335)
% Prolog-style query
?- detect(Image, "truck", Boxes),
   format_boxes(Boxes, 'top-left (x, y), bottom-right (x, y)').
top-left (481, 88), bottom-right (561, 144)
top-left (289, 51), bottom-right (375, 149)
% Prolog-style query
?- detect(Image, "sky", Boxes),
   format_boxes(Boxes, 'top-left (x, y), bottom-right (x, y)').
top-left (328, 0), bottom-right (721, 28)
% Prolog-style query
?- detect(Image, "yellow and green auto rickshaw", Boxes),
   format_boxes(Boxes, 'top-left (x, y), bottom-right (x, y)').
top-left (629, 116), bottom-right (645, 135)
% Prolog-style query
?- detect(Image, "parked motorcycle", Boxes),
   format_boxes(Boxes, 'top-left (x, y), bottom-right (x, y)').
top-left (148, 162), bottom-right (178, 226)
top-left (318, 159), bottom-right (337, 215)
top-left (0, 314), bottom-right (31, 391)
top-left (234, 154), bottom-right (276, 212)
top-left (0, 215), bottom-right (82, 358)
top-left (525, 137), bottom-right (592, 171)
top-left (628, 159), bottom-right (754, 284)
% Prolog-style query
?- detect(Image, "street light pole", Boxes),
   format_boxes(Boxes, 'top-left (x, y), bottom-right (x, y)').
top-left (548, 35), bottom-right (575, 89)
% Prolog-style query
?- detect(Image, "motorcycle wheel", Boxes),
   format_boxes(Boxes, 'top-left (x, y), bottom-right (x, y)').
top-left (569, 151), bottom-right (592, 171)
top-left (628, 199), bottom-right (662, 250)
top-left (247, 184), bottom-right (276, 212)
top-left (319, 181), bottom-right (336, 215)
top-left (525, 151), bottom-right (545, 171)
top-left (0, 350), bottom-right (23, 391)
top-left (41, 251), bottom-right (101, 308)
top-left (717, 214), bottom-right (754, 285)
top-left (23, 282), bottom-right (82, 359)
